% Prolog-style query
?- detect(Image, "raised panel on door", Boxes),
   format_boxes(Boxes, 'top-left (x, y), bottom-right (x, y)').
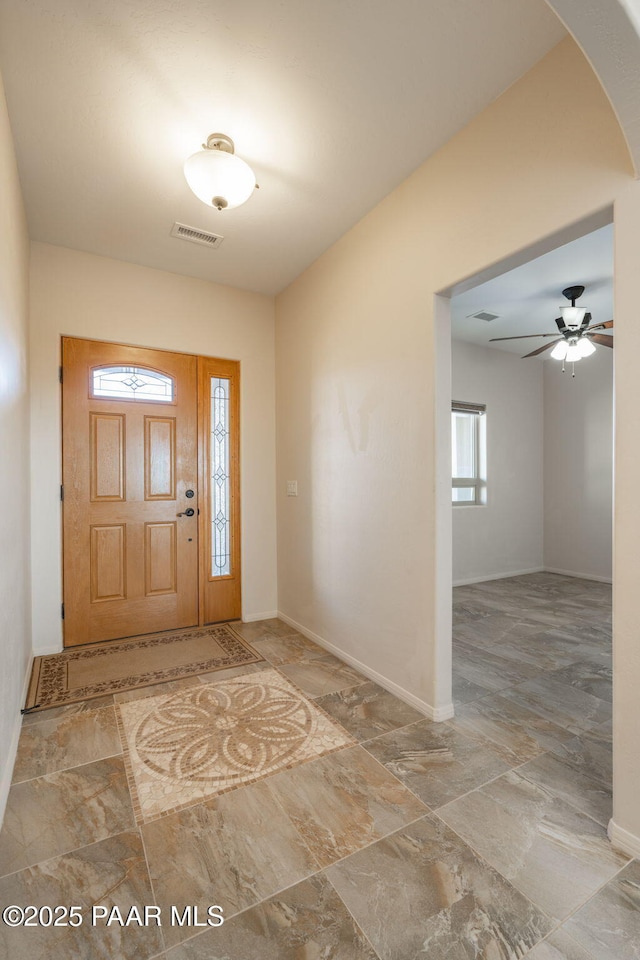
top-left (145, 416), bottom-right (176, 500)
top-left (145, 521), bottom-right (177, 596)
top-left (90, 413), bottom-right (125, 501)
top-left (90, 524), bottom-right (126, 601)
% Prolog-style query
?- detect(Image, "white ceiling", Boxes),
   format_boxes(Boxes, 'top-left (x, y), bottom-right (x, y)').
top-left (0, 0), bottom-right (565, 295)
top-left (451, 224), bottom-right (614, 355)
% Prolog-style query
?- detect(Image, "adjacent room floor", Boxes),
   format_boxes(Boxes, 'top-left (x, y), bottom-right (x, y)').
top-left (0, 573), bottom-right (637, 959)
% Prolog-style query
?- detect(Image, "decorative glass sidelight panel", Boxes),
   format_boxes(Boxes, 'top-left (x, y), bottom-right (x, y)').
top-left (92, 366), bottom-right (174, 402)
top-left (211, 377), bottom-right (231, 577)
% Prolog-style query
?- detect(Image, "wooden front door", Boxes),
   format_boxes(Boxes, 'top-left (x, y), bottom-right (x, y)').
top-left (62, 338), bottom-right (199, 646)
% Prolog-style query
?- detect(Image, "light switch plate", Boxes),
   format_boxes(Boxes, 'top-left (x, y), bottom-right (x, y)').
top-left (287, 480), bottom-right (298, 497)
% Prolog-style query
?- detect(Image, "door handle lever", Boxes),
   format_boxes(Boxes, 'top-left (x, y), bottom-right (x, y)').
top-left (177, 508), bottom-right (195, 517)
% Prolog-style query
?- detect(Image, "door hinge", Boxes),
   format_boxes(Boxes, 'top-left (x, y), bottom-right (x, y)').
top-left (59, 365), bottom-right (63, 384)
top-left (60, 484), bottom-right (64, 502)
top-left (61, 603), bottom-right (65, 620)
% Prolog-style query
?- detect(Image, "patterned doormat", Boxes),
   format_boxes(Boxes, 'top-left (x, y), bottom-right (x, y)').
top-left (24, 624), bottom-right (262, 713)
top-left (116, 666), bottom-right (355, 821)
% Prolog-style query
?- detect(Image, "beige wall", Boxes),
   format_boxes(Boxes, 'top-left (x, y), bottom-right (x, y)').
top-left (611, 181), bottom-right (640, 854)
top-left (451, 341), bottom-right (544, 585)
top-left (0, 72), bottom-right (31, 822)
top-left (29, 243), bottom-right (277, 653)
top-left (276, 37), bottom-right (640, 845)
top-left (544, 348), bottom-right (613, 581)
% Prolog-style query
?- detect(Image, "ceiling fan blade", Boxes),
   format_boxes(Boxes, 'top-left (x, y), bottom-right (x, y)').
top-left (522, 339), bottom-right (563, 358)
top-left (489, 333), bottom-right (558, 342)
top-left (585, 319), bottom-right (613, 332)
top-left (590, 333), bottom-right (614, 348)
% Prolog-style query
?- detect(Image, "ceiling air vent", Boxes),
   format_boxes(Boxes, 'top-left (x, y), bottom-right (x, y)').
top-left (468, 310), bottom-right (499, 322)
top-left (170, 222), bottom-right (224, 249)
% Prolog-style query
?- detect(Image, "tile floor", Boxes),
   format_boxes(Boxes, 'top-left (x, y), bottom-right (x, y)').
top-left (0, 575), bottom-right (637, 958)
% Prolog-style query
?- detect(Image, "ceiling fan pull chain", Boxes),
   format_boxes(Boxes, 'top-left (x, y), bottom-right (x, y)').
top-left (572, 362), bottom-right (576, 378)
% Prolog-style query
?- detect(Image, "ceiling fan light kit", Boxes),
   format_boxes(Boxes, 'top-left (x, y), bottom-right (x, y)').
top-left (564, 341), bottom-right (583, 363)
top-left (488, 283), bottom-right (613, 377)
top-left (576, 337), bottom-right (596, 358)
top-left (558, 284), bottom-right (586, 329)
top-left (184, 133), bottom-right (256, 211)
top-left (559, 305), bottom-right (585, 328)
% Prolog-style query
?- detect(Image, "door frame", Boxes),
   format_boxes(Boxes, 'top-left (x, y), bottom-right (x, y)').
top-left (61, 336), bottom-right (241, 645)
top-left (433, 207), bottom-right (614, 720)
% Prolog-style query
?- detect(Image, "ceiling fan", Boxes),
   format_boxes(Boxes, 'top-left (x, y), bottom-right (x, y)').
top-left (489, 285), bottom-right (613, 370)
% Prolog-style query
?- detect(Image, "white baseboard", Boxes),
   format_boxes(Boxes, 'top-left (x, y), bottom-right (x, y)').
top-left (0, 653), bottom-right (34, 828)
top-left (608, 819), bottom-right (640, 859)
top-left (543, 567), bottom-right (612, 584)
top-left (242, 610), bottom-right (278, 623)
top-left (453, 567), bottom-right (544, 587)
top-left (453, 566), bottom-right (613, 587)
top-left (277, 611), bottom-right (454, 722)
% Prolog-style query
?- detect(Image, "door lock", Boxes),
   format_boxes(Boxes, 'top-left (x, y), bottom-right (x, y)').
top-left (185, 489), bottom-right (195, 498)
top-left (177, 508), bottom-right (195, 517)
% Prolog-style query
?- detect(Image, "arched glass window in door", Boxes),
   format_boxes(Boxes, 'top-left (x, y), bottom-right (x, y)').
top-left (91, 366), bottom-right (174, 403)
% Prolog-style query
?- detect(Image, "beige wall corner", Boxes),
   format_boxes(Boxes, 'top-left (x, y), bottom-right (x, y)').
top-left (0, 69), bottom-right (31, 823)
top-left (277, 610), bottom-right (454, 720)
top-left (543, 346), bottom-right (613, 581)
top-left (612, 179), bottom-right (640, 843)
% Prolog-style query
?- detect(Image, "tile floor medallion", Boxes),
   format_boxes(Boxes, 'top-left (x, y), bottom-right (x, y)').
top-left (116, 666), bottom-right (355, 821)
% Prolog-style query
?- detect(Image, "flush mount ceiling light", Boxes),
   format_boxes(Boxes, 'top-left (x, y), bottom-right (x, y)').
top-left (184, 133), bottom-right (256, 211)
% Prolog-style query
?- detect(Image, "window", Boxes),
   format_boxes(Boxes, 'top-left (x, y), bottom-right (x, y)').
top-left (91, 366), bottom-right (174, 403)
top-left (452, 401), bottom-right (486, 505)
